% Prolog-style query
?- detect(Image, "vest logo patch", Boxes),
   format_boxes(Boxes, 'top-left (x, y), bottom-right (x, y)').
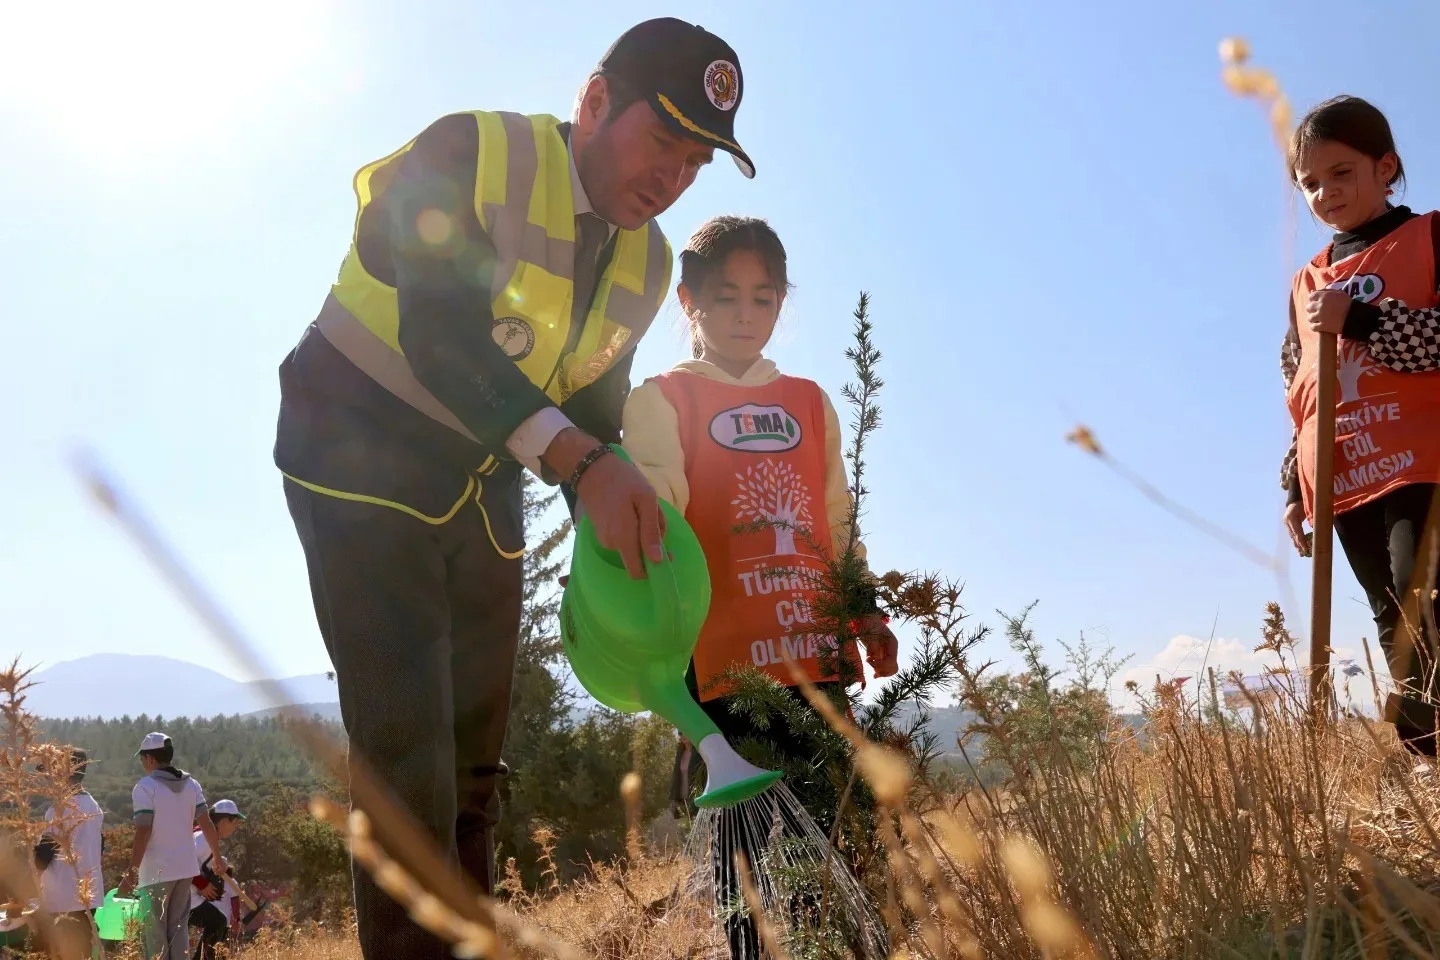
top-left (1327, 273), bottom-right (1384, 303)
top-left (710, 404), bottom-right (801, 452)
top-left (492, 318), bottom-right (535, 360)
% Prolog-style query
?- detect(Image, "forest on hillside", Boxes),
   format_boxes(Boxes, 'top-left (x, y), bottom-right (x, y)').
top-left (35, 714), bottom-right (333, 823)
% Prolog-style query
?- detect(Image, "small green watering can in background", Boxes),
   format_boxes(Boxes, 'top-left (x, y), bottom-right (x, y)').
top-left (95, 887), bottom-right (152, 943)
top-left (560, 445), bottom-right (782, 808)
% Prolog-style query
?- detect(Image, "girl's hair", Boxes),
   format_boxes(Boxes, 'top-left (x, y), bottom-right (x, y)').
top-left (679, 216), bottom-right (791, 359)
top-left (1288, 95), bottom-right (1405, 189)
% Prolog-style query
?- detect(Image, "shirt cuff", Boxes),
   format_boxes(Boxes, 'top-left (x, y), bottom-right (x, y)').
top-left (506, 407), bottom-right (575, 477)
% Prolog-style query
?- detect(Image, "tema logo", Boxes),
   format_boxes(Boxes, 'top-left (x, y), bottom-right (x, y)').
top-left (1327, 274), bottom-right (1384, 303)
top-left (710, 403), bottom-right (801, 452)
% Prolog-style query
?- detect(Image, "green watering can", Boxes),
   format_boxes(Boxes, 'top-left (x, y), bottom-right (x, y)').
top-left (561, 445), bottom-right (782, 808)
top-left (95, 887), bottom-right (152, 942)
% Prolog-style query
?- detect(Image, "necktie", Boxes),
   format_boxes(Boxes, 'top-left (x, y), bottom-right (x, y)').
top-left (571, 212), bottom-right (610, 330)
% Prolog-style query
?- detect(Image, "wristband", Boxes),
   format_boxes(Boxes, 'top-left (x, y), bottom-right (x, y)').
top-left (568, 444), bottom-right (614, 491)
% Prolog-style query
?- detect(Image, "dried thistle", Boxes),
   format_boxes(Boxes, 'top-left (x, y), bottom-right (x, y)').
top-left (619, 772), bottom-right (643, 864)
top-left (1219, 36), bottom-right (1293, 152)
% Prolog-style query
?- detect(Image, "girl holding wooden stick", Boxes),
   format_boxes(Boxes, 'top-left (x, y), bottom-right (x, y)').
top-left (1281, 95), bottom-right (1440, 760)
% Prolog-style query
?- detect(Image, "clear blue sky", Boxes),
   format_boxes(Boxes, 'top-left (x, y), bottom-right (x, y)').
top-left (3, 0), bottom-right (1437, 705)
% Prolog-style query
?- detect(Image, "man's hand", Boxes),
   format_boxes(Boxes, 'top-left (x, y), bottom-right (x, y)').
top-left (1284, 501), bottom-right (1312, 557)
top-left (212, 855), bottom-right (228, 877)
top-left (577, 456), bottom-right (665, 578)
top-left (1305, 289), bottom-right (1351, 335)
top-left (858, 614), bottom-right (899, 678)
top-left (543, 428), bottom-right (664, 579)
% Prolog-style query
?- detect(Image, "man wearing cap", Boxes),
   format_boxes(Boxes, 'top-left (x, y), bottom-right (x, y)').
top-left (273, 16), bottom-right (754, 959)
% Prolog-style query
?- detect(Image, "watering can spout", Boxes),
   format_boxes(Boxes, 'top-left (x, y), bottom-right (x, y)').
top-left (694, 734), bottom-right (784, 808)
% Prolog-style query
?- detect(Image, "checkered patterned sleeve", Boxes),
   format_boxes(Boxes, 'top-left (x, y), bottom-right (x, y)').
top-left (1367, 298), bottom-right (1440, 372)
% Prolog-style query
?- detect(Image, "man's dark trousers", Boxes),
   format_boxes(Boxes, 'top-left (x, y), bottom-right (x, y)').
top-left (284, 465), bottom-right (523, 960)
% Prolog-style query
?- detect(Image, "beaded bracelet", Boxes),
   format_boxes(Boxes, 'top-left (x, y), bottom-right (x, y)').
top-left (568, 443), bottom-right (614, 491)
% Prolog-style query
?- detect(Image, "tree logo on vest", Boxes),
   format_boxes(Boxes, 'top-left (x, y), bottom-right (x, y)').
top-left (1337, 342), bottom-right (1380, 404)
top-left (733, 458), bottom-right (813, 556)
top-left (710, 404), bottom-right (801, 453)
top-left (1327, 274), bottom-right (1384, 304)
top-left (492, 318), bottom-right (535, 360)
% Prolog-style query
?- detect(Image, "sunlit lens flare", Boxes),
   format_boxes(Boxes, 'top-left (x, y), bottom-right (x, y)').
top-left (0, 0), bottom-right (360, 161)
top-left (416, 208), bottom-right (454, 247)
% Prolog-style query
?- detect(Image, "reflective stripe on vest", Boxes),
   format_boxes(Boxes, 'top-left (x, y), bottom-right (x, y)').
top-left (326, 110), bottom-right (672, 438)
top-left (315, 293), bottom-right (479, 442)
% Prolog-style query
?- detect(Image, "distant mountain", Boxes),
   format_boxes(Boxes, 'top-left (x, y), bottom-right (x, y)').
top-left (245, 702), bottom-right (345, 723)
top-left (24, 654), bottom-right (339, 720)
top-left (892, 702), bottom-right (980, 756)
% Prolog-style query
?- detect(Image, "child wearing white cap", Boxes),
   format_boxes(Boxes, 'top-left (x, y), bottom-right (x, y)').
top-left (119, 733), bottom-right (224, 960)
top-left (188, 800), bottom-right (245, 960)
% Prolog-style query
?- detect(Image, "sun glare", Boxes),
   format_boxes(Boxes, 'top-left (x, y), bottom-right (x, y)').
top-left (0, 0), bottom-right (358, 158)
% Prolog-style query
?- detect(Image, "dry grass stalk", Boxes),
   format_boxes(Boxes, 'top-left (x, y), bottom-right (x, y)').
top-left (1, 659), bottom-right (103, 959)
top-left (508, 850), bottom-right (724, 959)
top-left (1218, 37), bottom-right (1293, 152)
top-left (620, 772), bottom-right (643, 864)
top-left (734, 852), bottom-right (791, 960)
top-left (309, 796), bottom-right (587, 960)
top-left (73, 459), bottom-right (587, 959)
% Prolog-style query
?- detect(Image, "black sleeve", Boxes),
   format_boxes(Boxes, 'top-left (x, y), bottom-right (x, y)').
top-left (1341, 299), bottom-right (1384, 341)
top-left (389, 113), bottom-right (559, 453)
top-left (555, 350), bottom-right (637, 515)
top-left (1342, 213), bottom-right (1440, 355)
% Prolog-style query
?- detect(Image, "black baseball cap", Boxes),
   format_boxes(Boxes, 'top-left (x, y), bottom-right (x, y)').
top-left (596, 18), bottom-right (755, 179)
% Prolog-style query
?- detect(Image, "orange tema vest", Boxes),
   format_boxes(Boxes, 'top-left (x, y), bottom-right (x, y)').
top-left (1289, 212), bottom-right (1440, 520)
top-left (653, 370), bottom-right (864, 701)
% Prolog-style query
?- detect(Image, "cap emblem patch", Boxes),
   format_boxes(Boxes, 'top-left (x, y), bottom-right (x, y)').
top-left (704, 60), bottom-right (739, 111)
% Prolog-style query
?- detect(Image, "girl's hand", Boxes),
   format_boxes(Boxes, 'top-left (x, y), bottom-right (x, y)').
top-left (1305, 289), bottom-right (1351, 335)
top-left (1284, 501), bottom-right (1312, 557)
top-left (858, 615), bottom-right (899, 678)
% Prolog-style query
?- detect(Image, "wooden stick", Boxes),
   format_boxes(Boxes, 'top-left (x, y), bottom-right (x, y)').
top-left (1310, 331), bottom-right (1338, 723)
top-left (224, 875), bottom-right (259, 912)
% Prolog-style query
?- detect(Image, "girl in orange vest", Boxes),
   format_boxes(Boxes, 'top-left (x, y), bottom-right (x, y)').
top-left (1281, 96), bottom-right (1440, 761)
top-left (624, 215), bottom-right (896, 958)
top-left (623, 215), bottom-right (898, 740)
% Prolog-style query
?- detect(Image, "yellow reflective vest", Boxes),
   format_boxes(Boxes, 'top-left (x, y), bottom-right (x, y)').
top-left (317, 110), bottom-right (673, 444)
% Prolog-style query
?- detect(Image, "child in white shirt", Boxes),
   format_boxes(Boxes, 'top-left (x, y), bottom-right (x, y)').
top-left (119, 733), bottom-right (224, 960)
top-left (188, 800), bottom-right (246, 960)
top-left (37, 749), bottom-right (103, 957)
